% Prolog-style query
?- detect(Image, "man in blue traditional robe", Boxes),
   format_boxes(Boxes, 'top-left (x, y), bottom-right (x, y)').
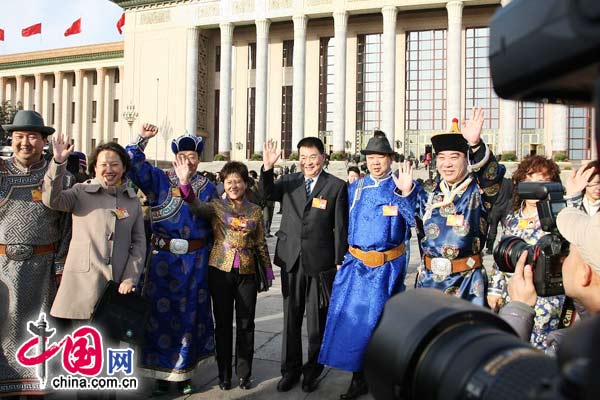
top-left (319, 131), bottom-right (416, 399)
top-left (415, 108), bottom-right (505, 306)
top-left (126, 124), bottom-right (217, 395)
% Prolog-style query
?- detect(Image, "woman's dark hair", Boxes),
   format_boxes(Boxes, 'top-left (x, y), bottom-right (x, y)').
top-left (511, 155), bottom-right (561, 211)
top-left (88, 142), bottom-right (131, 177)
top-left (583, 160), bottom-right (600, 182)
top-left (220, 161), bottom-right (250, 184)
top-left (347, 166), bottom-right (360, 175)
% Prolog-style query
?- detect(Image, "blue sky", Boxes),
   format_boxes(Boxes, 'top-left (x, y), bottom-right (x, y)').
top-left (0, 0), bottom-right (124, 55)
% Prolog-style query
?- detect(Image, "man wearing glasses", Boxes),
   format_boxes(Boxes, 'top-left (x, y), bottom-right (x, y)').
top-left (260, 137), bottom-right (348, 393)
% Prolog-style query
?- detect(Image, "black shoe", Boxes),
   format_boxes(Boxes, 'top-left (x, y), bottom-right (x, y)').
top-left (177, 380), bottom-right (194, 395)
top-left (151, 380), bottom-right (169, 397)
top-left (277, 373), bottom-right (300, 392)
top-left (239, 377), bottom-right (252, 390)
top-left (301, 376), bottom-right (319, 393)
top-left (340, 375), bottom-right (368, 400)
top-left (218, 380), bottom-right (231, 391)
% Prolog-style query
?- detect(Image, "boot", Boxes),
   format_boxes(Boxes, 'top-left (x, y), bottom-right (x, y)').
top-left (340, 371), bottom-right (368, 400)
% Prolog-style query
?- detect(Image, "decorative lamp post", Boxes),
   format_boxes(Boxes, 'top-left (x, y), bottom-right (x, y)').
top-left (122, 103), bottom-right (138, 144)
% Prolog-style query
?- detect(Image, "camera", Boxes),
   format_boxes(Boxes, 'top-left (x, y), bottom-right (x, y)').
top-left (493, 182), bottom-right (568, 297)
top-left (364, 290), bottom-right (598, 400)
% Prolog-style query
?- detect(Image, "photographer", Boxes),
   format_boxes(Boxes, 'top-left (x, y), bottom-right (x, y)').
top-left (487, 156), bottom-right (564, 350)
top-left (500, 167), bottom-right (600, 352)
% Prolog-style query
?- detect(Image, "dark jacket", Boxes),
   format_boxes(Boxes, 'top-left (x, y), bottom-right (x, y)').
top-left (259, 168), bottom-right (348, 276)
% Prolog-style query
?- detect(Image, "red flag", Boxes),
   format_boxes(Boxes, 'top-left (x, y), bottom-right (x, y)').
top-left (116, 13), bottom-right (125, 34)
top-left (0, 28), bottom-right (4, 41)
top-left (64, 18), bottom-right (81, 37)
top-left (22, 23), bottom-right (42, 37)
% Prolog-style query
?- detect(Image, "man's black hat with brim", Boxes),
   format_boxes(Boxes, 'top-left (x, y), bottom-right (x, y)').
top-left (2, 110), bottom-right (55, 136)
top-left (361, 130), bottom-right (396, 155)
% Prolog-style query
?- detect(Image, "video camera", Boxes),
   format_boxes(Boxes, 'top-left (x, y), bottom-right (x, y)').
top-left (493, 182), bottom-right (568, 296)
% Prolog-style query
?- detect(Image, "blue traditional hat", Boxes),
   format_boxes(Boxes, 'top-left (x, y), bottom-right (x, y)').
top-left (72, 151), bottom-right (87, 168)
top-left (171, 134), bottom-right (204, 155)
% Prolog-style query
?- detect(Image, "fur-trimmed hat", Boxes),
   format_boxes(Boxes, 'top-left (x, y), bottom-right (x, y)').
top-left (431, 118), bottom-right (469, 154)
top-left (171, 134), bottom-right (204, 155)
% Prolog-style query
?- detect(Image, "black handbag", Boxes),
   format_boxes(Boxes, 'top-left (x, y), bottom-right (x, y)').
top-left (254, 250), bottom-right (270, 293)
top-left (90, 280), bottom-right (151, 345)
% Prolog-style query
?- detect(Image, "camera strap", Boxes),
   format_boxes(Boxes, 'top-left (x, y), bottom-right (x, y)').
top-left (558, 296), bottom-right (576, 329)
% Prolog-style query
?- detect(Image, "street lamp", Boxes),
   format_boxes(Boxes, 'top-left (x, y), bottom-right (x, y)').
top-left (122, 103), bottom-right (138, 143)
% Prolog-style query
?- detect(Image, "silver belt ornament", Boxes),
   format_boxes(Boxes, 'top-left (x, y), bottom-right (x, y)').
top-left (5, 244), bottom-right (34, 261)
top-left (169, 238), bottom-right (189, 255)
top-left (431, 257), bottom-right (452, 282)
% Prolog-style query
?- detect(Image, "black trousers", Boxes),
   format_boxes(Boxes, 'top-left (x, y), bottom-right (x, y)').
top-left (486, 209), bottom-right (504, 250)
top-left (263, 204), bottom-right (274, 234)
top-left (280, 260), bottom-right (330, 380)
top-left (208, 267), bottom-right (257, 382)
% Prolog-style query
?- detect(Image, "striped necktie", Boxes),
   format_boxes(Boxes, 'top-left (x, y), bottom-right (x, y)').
top-left (305, 178), bottom-right (313, 197)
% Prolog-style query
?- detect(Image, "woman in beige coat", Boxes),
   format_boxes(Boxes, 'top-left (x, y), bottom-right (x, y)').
top-left (43, 134), bottom-right (146, 320)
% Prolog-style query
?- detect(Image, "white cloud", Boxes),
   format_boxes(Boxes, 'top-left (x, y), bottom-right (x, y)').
top-left (0, 0), bottom-right (123, 55)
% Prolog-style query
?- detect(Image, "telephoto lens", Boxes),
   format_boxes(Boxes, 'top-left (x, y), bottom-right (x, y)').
top-left (364, 290), bottom-right (558, 400)
top-left (493, 236), bottom-right (534, 273)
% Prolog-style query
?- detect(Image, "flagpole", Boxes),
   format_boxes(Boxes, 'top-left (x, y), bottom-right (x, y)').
top-left (155, 77), bottom-right (159, 167)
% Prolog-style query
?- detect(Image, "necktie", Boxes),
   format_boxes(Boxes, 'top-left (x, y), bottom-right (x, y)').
top-left (305, 178), bottom-right (313, 197)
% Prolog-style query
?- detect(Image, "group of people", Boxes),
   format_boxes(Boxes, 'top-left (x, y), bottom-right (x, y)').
top-left (1, 106), bottom-right (600, 400)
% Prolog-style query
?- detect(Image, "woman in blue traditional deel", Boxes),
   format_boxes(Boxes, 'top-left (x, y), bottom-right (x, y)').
top-left (319, 131), bottom-right (416, 400)
top-left (415, 108), bottom-right (505, 306)
top-left (126, 124), bottom-right (217, 396)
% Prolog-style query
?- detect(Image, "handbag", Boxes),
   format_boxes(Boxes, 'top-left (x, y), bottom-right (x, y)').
top-left (253, 250), bottom-right (270, 293)
top-left (90, 280), bottom-right (152, 345)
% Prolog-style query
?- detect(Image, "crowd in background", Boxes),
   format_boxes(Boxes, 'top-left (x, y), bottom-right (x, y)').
top-left (1, 108), bottom-right (600, 400)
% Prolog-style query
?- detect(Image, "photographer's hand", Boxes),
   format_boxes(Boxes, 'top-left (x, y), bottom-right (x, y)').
top-left (565, 167), bottom-right (594, 196)
top-left (507, 251), bottom-right (537, 307)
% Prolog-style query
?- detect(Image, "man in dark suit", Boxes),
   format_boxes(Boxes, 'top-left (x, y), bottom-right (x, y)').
top-left (260, 137), bottom-right (348, 393)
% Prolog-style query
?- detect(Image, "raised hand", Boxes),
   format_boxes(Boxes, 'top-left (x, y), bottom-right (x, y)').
top-left (172, 153), bottom-right (194, 185)
top-left (263, 139), bottom-right (282, 170)
top-left (565, 166), bottom-right (595, 197)
top-left (52, 133), bottom-right (74, 164)
top-left (392, 160), bottom-right (414, 195)
top-left (462, 107), bottom-right (485, 146)
top-left (139, 123), bottom-right (159, 139)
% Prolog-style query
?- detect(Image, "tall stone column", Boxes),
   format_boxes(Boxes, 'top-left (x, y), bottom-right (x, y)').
top-left (15, 75), bottom-right (24, 108)
top-left (54, 71), bottom-right (64, 133)
top-left (218, 22), bottom-right (234, 156)
top-left (499, 0), bottom-right (517, 158)
top-left (34, 73), bottom-right (43, 115)
top-left (0, 77), bottom-right (5, 105)
top-left (185, 26), bottom-right (199, 137)
top-left (382, 6), bottom-right (397, 146)
top-left (96, 67), bottom-right (106, 143)
top-left (333, 11), bottom-right (348, 153)
top-left (255, 19), bottom-right (270, 154)
top-left (74, 69), bottom-right (84, 150)
top-left (292, 14), bottom-right (308, 150)
top-left (446, 0), bottom-right (463, 128)
top-left (552, 104), bottom-right (568, 156)
top-left (500, 101), bottom-right (517, 156)
top-left (42, 77), bottom-right (51, 125)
